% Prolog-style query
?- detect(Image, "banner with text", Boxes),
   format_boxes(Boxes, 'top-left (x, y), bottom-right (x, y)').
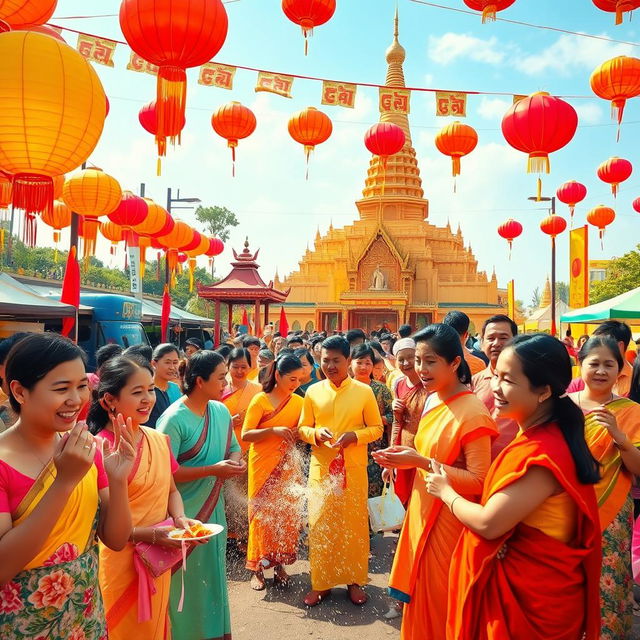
top-left (254, 71), bottom-right (294, 98)
top-left (76, 34), bottom-right (117, 68)
top-left (569, 226), bottom-right (589, 309)
top-left (198, 63), bottom-right (236, 90)
top-left (435, 91), bottom-right (467, 117)
top-left (321, 81), bottom-right (357, 108)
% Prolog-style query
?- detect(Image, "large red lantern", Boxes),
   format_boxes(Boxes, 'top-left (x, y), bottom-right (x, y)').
top-left (587, 205), bottom-right (616, 247)
top-left (211, 102), bottom-right (257, 176)
top-left (462, 0), bottom-right (516, 22)
top-left (108, 190), bottom-right (148, 245)
top-left (592, 0), bottom-right (640, 25)
top-left (502, 92), bottom-right (578, 199)
top-left (597, 157), bottom-right (632, 198)
top-left (120, 0), bottom-right (228, 159)
top-left (364, 122), bottom-right (405, 168)
top-left (556, 180), bottom-right (587, 222)
top-left (288, 107), bottom-right (333, 177)
top-left (282, 0), bottom-right (336, 54)
top-left (0, 0), bottom-right (57, 28)
top-left (434, 121), bottom-right (478, 189)
top-left (590, 56), bottom-right (640, 139)
top-left (497, 218), bottom-right (523, 259)
top-left (540, 214), bottom-right (567, 238)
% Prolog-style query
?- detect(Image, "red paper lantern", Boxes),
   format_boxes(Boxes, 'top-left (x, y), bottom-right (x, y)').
top-left (120, 0), bottom-right (228, 159)
top-left (282, 0), bottom-right (336, 54)
top-left (177, 252), bottom-right (188, 264)
top-left (592, 0), bottom-right (640, 25)
top-left (497, 218), bottom-right (523, 258)
top-left (556, 180), bottom-right (587, 221)
top-left (108, 190), bottom-right (148, 246)
top-left (462, 0), bottom-right (516, 22)
top-left (633, 197), bottom-right (640, 213)
top-left (502, 92), bottom-right (578, 199)
top-left (206, 237), bottom-right (225, 257)
top-left (364, 122), bottom-right (405, 166)
top-left (540, 214), bottom-right (567, 238)
top-left (434, 121), bottom-right (478, 186)
top-left (0, 0), bottom-right (57, 28)
top-left (597, 156), bottom-right (632, 198)
top-left (211, 102), bottom-right (257, 176)
top-left (288, 107), bottom-right (332, 177)
top-left (138, 101), bottom-right (186, 147)
top-left (587, 205), bottom-right (616, 246)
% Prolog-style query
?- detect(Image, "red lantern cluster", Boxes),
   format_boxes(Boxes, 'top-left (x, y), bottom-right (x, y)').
top-left (556, 180), bottom-right (587, 222)
top-left (597, 157), bottom-right (632, 198)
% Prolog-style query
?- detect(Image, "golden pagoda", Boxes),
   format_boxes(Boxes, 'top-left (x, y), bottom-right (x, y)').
top-left (277, 10), bottom-right (506, 334)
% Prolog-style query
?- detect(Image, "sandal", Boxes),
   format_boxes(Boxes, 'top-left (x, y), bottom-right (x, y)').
top-left (303, 589), bottom-right (331, 607)
top-left (347, 584), bottom-right (368, 606)
top-left (250, 572), bottom-right (266, 591)
top-left (273, 567), bottom-right (290, 589)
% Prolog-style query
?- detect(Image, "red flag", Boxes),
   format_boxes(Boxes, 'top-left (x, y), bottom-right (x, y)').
top-left (61, 246), bottom-right (80, 338)
top-left (161, 285), bottom-right (171, 342)
top-left (241, 307), bottom-right (248, 326)
top-left (279, 305), bottom-right (289, 337)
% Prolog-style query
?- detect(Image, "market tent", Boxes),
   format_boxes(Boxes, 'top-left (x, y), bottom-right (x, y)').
top-left (561, 287), bottom-right (640, 323)
top-left (141, 299), bottom-right (214, 326)
top-left (525, 301), bottom-right (570, 332)
top-left (0, 273), bottom-right (76, 318)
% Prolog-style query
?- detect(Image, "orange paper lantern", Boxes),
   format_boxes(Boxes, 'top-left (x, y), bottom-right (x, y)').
top-left (591, 56), bottom-right (640, 139)
top-left (288, 107), bottom-right (332, 177)
top-left (100, 220), bottom-right (124, 255)
top-left (434, 121), bottom-right (478, 184)
top-left (462, 0), bottom-right (516, 22)
top-left (185, 233), bottom-right (211, 291)
top-left (132, 198), bottom-right (173, 238)
top-left (211, 102), bottom-right (257, 176)
top-left (138, 235), bottom-right (151, 278)
top-left (597, 157), bottom-right (632, 197)
top-left (587, 205), bottom-right (616, 246)
top-left (592, 0), bottom-right (640, 25)
top-left (0, 174), bottom-right (12, 209)
top-left (282, 0), bottom-right (336, 54)
top-left (156, 220), bottom-right (196, 251)
top-left (0, 32), bottom-right (106, 219)
top-left (539, 214), bottom-right (567, 239)
top-left (120, 0), bottom-right (228, 159)
top-left (41, 199), bottom-right (71, 245)
top-left (0, 0), bottom-right (57, 28)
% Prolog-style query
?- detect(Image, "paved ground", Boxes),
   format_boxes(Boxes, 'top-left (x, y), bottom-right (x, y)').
top-left (228, 532), bottom-right (640, 640)
top-left (227, 533), bottom-right (402, 640)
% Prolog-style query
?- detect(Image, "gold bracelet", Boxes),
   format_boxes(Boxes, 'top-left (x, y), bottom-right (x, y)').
top-left (152, 528), bottom-right (157, 545)
top-left (131, 526), bottom-right (137, 543)
top-left (450, 496), bottom-right (462, 517)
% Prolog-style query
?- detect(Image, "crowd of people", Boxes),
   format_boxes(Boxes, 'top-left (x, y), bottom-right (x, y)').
top-left (1, 311), bottom-right (640, 639)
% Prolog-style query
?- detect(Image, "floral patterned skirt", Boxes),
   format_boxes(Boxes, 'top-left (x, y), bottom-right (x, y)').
top-left (367, 435), bottom-right (389, 499)
top-left (0, 543), bottom-right (106, 640)
top-left (600, 494), bottom-right (634, 640)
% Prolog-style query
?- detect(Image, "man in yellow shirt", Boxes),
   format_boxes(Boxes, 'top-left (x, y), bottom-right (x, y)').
top-left (298, 336), bottom-right (383, 607)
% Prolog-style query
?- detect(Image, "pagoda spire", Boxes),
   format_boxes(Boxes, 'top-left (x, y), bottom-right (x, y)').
top-left (359, 8), bottom-right (426, 210)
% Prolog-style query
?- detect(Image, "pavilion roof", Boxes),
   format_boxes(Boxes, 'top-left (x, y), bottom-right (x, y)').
top-left (197, 238), bottom-right (289, 304)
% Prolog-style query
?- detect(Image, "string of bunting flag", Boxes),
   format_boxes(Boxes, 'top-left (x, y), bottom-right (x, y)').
top-left (52, 23), bottom-right (595, 122)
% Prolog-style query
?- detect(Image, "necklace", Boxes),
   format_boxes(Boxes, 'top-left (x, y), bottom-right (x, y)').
top-left (578, 390), bottom-right (614, 408)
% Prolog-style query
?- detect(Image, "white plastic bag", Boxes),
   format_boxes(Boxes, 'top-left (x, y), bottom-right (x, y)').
top-left (367, 481), bottom-right (406, 533)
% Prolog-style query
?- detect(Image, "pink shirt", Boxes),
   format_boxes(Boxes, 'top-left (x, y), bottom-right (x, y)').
top-left (0, 448), bottom-right (108, 514)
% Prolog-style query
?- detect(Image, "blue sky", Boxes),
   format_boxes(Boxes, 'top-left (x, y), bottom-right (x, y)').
top-left (44, 0), bottom-right (640, 307)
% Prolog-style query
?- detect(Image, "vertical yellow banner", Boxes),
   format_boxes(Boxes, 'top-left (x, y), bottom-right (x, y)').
top-left (569, 226), bottom-right (589, 309)
top-left (507, 280), bottom-right (515, 320)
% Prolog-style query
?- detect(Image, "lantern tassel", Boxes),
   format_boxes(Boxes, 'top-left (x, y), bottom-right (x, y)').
top-left (12, 174), bottom-right (54, 220)
top-left (304, 145), bottom-right (314, 181)
top-left (481, 4), bottom-right (497, 22)
top-left (600, 229), bottom-right (605, 250)
top-left (229, 141), bottom-right (238, 178)
top-left (157, 157), bottom-right (162, 177)
top-left (157, 65), bottom-right (187, 157)
top-left (612, 98), bottom-right (626, 142)
top-left (527, 154), bottom-right (550, 175)
top-left (536, 177), bottom-right (542, 201)
top-left (569, 205), bottom-right (575, 226)
top-left (508, 239), bottom-right (513, 261)
top-left (452, 156), bottom-right (461, 178)
top-left (612, 183), bottom-right (618, 198)
top-left (188, 259), bottom-right (195, 293)
top-left (616, 5), bottom-right (623, 24)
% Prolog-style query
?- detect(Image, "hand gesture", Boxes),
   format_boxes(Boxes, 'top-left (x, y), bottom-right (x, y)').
top-left (425, 460), bottom-right (451, 499)
top-left (316, 428), bottom-right (334, 444)
top-left (392, 398), bottom-right (405, 417)
top-left (272, 427), bottom-right (297, 444)
top-left (592, 406), bottom-right (626, 444)
top-left (212, 459), bottom-right (247, 479)
top-left (381, 467), bottom-right (396, 484)
top-left (232, 414), bottom-right (243, 429)
top-left (102, 413), bottom-right (136, 483)
top-left (53, 422), bottom-right (96, 488)
top-left (371, 445), bottom-right (423, 470)
top-left (153, 525), bottom-right (183, 549)
top-left (331, 431), bottom-right (357, 449)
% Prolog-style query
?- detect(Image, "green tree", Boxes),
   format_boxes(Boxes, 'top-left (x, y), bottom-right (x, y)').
top-left (591, 246), bottom-right (640, 303)
top-left (530, 286), bottom-right (541, 309)
top-left (194, 205), bottom-right (238, 242)
top-left (555, 281), bottom-right (569, 304)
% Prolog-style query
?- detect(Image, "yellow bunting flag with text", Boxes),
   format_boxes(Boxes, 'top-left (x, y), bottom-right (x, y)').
top-left (76, 34), bottom-right (117, 68)
top-left (255, 71), bottom-right (294, 98)
top-left (198, 63), bottom-right (236, 90)
top-left (126, 52), bottom-right (158, 75)
top-left (379, 88), bottom-right (411, 114)
top-left (435, 91), bottom-right (467, 117)
top-left (321, 81), bottom-right (357, 108)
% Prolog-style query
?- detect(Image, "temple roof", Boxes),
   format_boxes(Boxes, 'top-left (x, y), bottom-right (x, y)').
top-left (197, 238), bottom-right (290, 303)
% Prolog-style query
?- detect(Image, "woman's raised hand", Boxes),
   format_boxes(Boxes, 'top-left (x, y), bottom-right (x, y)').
top-left (103, 413), bottom-right (137, 482)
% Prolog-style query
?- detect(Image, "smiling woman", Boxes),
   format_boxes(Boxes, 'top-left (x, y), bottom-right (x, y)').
top-left (0, 333), bottom-right (134, 640)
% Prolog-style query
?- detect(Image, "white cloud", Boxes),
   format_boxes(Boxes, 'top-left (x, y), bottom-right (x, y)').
top-left (427, 33), bottom-right (508, 65)
top-left (477, 97), bottom-right (511, 120)
top-left (575, 102), bottom-right (604, 125)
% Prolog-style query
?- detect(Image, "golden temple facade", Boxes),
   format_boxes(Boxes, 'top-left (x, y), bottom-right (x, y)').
top-left (275, 11), bottom-right (506, 334)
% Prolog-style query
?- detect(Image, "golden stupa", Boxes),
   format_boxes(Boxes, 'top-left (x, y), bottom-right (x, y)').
top-left (276, 10), bottom-right (506, 334)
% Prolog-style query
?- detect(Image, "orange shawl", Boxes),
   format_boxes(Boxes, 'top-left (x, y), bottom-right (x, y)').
top-left (447, 423), bottom-right (601, 640)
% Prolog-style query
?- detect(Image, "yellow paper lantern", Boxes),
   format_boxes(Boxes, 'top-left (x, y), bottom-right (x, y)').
top-left (0, 31), bottom-right (106, 218)
top-left (185, 233), bottom-right (210, 292)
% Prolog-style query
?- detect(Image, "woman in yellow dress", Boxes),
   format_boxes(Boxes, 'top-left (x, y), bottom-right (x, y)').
top-left (222, 347), bottom-right (262, 552)
top-left (242, 354), bottom-right (304, 590)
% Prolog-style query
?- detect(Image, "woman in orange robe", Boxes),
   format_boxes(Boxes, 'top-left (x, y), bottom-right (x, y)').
top-left (426, 334), bottom-right (602, 640)
top-left (222, 347), bottom-right (261, 550)
top-left (373, 324), bottom-right (496, 640)
top-left (570, 335), bottom-right (640, 639)
top-left (242, 354), bottom-right (304, 590)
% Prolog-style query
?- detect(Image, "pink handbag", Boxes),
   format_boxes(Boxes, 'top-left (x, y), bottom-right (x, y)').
top-left (134, 518), bottom-right (183, 578)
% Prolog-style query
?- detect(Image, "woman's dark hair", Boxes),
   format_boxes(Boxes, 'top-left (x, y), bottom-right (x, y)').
top-left (413, 323), bottom-right (471, 385)
top-left (629, 357), bottom-right (640, 404)
top-left (577, 335), bottom-right (623, 372)
top-left (152, 343), bottom-right (180, 362)
top-left (216, 344), bottom-right (232, 359)
top-left (87, 355), bottom-right (153, 434)
top-left (369, 340), bottom-right (386, 358)
top-left (183, 350), bottom-right (225, 396)
top-left (243, 336), bottom-right (261, 349)
top-left (227, 347), bottom-right (251, 367)
top-left (6, 333), bottom-right (87, 414)
top-left (509, 334), bottom-right (600, 485)
top-left (184, 337), bottom-right (204, 350)
top-left (293, 347), bottom-right (314, 367)
top-left (262, 354), bottom-right (303, 393)
top-left (351, 343), bottom-right (375, 363)
top-left (96, 343), bottom-right (123, 369)
top-left (123, 343), bottom-right (153, 364)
